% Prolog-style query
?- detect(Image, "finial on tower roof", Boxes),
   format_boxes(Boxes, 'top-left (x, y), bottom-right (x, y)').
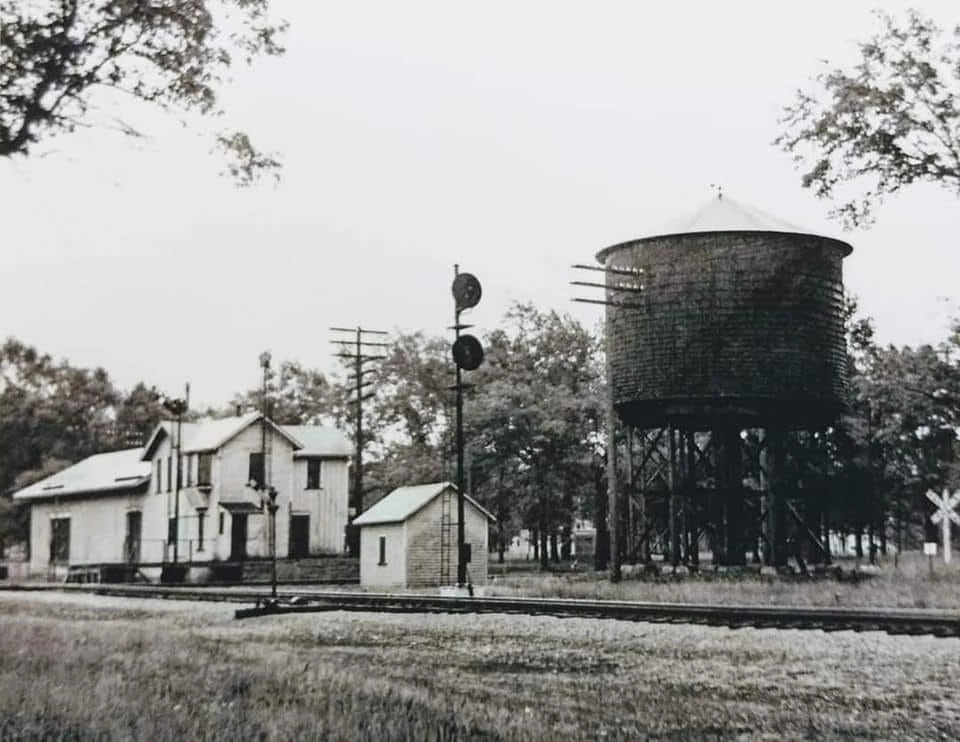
top-left (710, 183), bottom-right (723, 200)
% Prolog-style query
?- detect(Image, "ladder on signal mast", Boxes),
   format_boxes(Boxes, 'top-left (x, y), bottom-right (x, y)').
top-left (439, 487), bottom-right (452, 584)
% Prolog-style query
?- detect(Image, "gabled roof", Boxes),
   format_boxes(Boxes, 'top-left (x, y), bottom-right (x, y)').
top-left (353, 481), bottom-right (496, 526)
top-left (282, 425), bottom-right (352, 458)
top-left (12, 449), bottom-right (151, 501)
top-left (140, 412), bottom-right (304, 460)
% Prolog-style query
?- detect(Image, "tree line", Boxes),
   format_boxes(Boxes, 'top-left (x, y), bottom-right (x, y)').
top-left (2, 300), bottom-right (958, 566)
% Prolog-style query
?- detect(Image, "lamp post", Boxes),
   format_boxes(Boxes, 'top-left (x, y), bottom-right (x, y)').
top-left (266, 485), bottom-right (279, 599)
top-left (162, 396), bottom-right (189, 564)
top-left (254, 351), bottom-right (278, 602)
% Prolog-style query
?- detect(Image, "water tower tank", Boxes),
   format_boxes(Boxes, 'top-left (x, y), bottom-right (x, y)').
top-left (597, 195), bottom-right (853, 429)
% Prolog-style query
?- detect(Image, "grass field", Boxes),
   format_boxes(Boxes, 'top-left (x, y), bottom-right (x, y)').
top-left (489, 551), bottom-right (960, 610)
top-left (1, 589), bottom-right (959, 740)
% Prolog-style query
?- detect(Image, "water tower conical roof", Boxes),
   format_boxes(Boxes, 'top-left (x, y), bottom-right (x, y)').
top-left (657, 193), bottom-right (806, 234)
top-left (598, 193), bottom-right (852, 261)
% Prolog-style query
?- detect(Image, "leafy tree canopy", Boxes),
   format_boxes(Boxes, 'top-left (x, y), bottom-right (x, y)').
top-left (777, 9), bottom-right (960, 227)
top-left (0, 0), bottom-right (286, 185)
top-left (0, 338), bottom-right (167, 544)
top-left (229, 360), bottom-right (333, 426)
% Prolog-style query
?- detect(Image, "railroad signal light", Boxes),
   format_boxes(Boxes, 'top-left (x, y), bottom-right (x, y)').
top-left (452, 272), bottom-right (482, 311)
top-left (453, 334), bottom-right (484, 371)
top-left (450, 266), bottom-right (483, 589)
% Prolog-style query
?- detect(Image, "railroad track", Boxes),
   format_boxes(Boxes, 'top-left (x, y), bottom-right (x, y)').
top-left (4, 583), bottom-right (959, 638)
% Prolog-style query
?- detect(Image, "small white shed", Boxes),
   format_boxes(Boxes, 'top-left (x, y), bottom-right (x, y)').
top-left (352, 481), bottom-right (494, 589)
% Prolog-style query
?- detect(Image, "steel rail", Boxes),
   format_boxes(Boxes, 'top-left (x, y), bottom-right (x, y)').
top-left (3, 584), bottom-right (958, 638)
top-left (233, 593), bottom-right (960, 638)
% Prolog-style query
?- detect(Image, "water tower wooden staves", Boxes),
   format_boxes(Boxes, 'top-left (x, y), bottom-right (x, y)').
top-left (595, 193), bottom-right (853, 570)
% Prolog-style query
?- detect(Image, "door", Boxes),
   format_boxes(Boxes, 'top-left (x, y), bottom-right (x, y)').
top-left (49, 518), bottom-right (70, 565)
top-left (289, 515), bottom-right (310, 559)
top-left (230, 514), bottom-right (248, 560)
top-left (125, 511), bottom-right (142, 563)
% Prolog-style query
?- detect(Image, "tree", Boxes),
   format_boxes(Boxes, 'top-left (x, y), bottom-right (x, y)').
top-left (0, 338), bottom-right (119, 491)
top-left (371, 332), bottom-right (451, 450)
top-left (229, 360), bottom-right (333, 426)
top-left (0, 1), bottom-right (286, 185)
top-left (777, 9), bottom-right (960, 227)
top-left (361, 332), bottom-right (452, 501)
top-left (112, 382), bottom-right (165, 447)
top-left (830, 296), bottom-right (960, 557)
top-left (467, 304), bottom-right (602, 568)
top-left (0, 338), bottom-right (129, 546)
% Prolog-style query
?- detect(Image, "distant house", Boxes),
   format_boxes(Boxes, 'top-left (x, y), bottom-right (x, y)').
top-left (353, 482), bottom-right (495, 589)
top-left (12, 412), bottom-right (352, 580)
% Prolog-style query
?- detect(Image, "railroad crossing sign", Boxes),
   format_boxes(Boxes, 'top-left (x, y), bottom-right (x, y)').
top-left (926, 488), bottom-right (960, 564)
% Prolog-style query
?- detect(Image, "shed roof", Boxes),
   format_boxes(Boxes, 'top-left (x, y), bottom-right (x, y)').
top-left (353, 481), bottom-right (495, 526)
top-left (12, 449), bottom-right (151, 501)
top-left (283, 425), bottom-right (352, 458)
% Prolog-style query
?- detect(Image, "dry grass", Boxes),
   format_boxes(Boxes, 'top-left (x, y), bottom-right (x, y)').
top-left (488, 551), bottom-right (960, 610)
top-left (1, 590), bottom-right (960, 740)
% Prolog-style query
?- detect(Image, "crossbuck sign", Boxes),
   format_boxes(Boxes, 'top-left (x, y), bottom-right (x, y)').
top-left (926, 489), bottom-right (960, 564)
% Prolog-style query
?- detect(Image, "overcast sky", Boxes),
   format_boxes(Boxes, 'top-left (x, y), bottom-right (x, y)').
top-left (3, 0), bottom-right (959, 408)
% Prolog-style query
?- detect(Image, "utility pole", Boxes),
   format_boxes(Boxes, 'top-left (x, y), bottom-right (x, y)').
top-left (570, 262), bottom-right (643, 582)
top-left (331, 326), bottom-right (388, 557)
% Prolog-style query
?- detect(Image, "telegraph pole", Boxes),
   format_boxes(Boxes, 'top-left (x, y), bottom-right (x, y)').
top-left (331, 326), bottom-right (388, 557)
top-left (570, 262), bottom-right (644, 582)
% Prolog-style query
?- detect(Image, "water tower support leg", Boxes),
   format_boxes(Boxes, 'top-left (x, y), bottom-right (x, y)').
top-left (686, 429), bottom-right (700, 567)
top-left (668, 426), bottom-right (680, 567)
top-left (764, 428), bottom-right (787, 567)
top-left (625, 427), bottom-right (636, 561)
top-left (606, 397), bottom-right (620, 583)
top-left (717, 428), bottom-right (747, 567)
top-left (680, 430), bottom-right (691, 564)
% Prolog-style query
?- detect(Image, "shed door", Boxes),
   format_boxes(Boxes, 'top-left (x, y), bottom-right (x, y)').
top-left (289, 515), bottom-right (310, 559)
top-left (49, 518), bottom-right (70, 565)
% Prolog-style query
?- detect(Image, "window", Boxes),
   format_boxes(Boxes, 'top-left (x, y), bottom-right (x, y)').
top-left (197, 512), bottom-right (206, 552)
top-left (378, 535), bottom-right (387, 566)
top-left (248, 452), bottom-right (265, 488)
top-left (166, 456), bottom-right (172, 493)
top-left (186, 454), bottom-right (194, 487)
top-left (306, 459), bottom-right (322, 490)
top-left (155, 460), bottom-right (162, 494)
top-left (49, 518), bottom-right (70, 564)
top-left (218, 511), bottom-right (225, 535)
top-left (197, 453), bottom-right (212, 487)
top-left (167, 517), bottom-right (177, 546)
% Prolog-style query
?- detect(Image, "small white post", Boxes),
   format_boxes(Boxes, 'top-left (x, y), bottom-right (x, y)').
top-left (927, 489), bottom-right (960, 566)
top-left (944, 516), bottom-right (952, 565)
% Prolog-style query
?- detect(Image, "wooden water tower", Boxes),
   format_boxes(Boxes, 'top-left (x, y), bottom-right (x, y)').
top-left (597, 193), bottom-right (852, 569)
